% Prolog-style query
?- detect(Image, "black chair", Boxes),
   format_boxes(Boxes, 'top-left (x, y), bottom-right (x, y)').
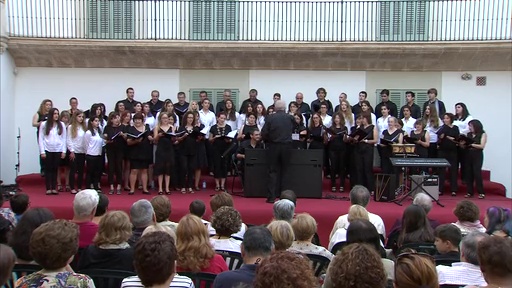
top-left (69, 247), bottom-right (85, 270)
top-left (78, 269), bottom-right (136, 288)
top-left (305, 254), bottom-right (331, 277)
top-left (330, 241), bottom-right (348, 255)
top-left (179, 272), bottom-right (217, 288)
top-left (6, 264), bottom-right (42, 288)
top-left (216, 250), bottom-right (244, 270)
top-left (397, 242), bottom-right (437, 256)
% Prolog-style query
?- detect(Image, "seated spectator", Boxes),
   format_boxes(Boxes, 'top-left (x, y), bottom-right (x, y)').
top-left (394, 251), bottom-right (438, 288)
top-left (121, 231), bottom-right (193, 288)
top-left (484, 206), bottom-right (511, 236)
top-left (71, 189), bottom-right (100, 248)
top-left (289, 213), bottom-right (333, 260)
top-left (189, 199), bottom-right (209, 226)
top-left (150, 195), bottom-right (178, 232)
top-left (253, 251), bottom-right (317, 288)
top-left (436, 231), bottom-right (488, 286)
top-left (8, 207), bottom-right (54, 264)
top-left (128, 199), bottom-right (155, 247)
top-left (176, 214), bottom-right (228, 274)
top-left (324, 243), bottom-right (387, 288)
top-left (273, 199), bottom-right (295, 222)
top-left (280, 189), bottom-right (297, 206)
top-left (494, 219), bottom-right (512, 238)
top-left (213, 226), bottom-right (274, 288)
top-left (0, 215), bottom-right (10, 244)
top-left (434, 224), bottom-right (462, 264)
top-left (92, 193), bottom-right (109, 225)
top-left (210, 206), bottom-right (243, 253)
top-left (9, 193), bottom-right (30, 223)
top-left (15, 220), bottom-right (95, 287)
top-left (330, 185), bottom-right (386, 240)
top-left (0, 194), bottom-right (16, 227)
top-left (329, 204), bottom-right (369, 251)
top-left (208, 192), bottom-right (247, 239)
top-left (466, 236), bottom-right (512, 288)
top-left (78, 211), bottom-right (135, 272)
top-left (451, 200), bottom-right (486, 235)
top-left (0, 244), bottom-right (16, 286)
top-left (267, 220), bottom-right (294, 251)
top-left (388, 204), bottom-right (435, 253)
top-left (142, 223), bottom-right (176, 241)
top-left (388, 192), bottom-right (440, 238)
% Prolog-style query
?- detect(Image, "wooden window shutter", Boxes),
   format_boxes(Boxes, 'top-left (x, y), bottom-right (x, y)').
top-left (212, 89), bottom-right (240, 108)
top-left (88, 0), bottom-right (99, 35)
top-left (379, 2), bottom-right (391, 38)
top-left (389, 90), bottom-right (404, 107)
top-left (415, 90), bottom-right (429, 105)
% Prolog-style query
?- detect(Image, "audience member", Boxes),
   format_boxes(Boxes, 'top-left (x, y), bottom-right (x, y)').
top-left (0, 214), bottom-right (10, 244)
top-left (388, 192), bottom-right (440, 236)
top-left (92, 193), bottom-right (109, 225)
top-left (253, 251), bottom-right (317, 288)
top-left (176, 214), bottom-right (228, 274)
top-left (452, 200), bottom-right (486, 235)
top-left (150, 195), bottom-right (178, 232)
top-left (289, 213), bottom-right (333, 260)
top-left (213, 226), bottom-right (274, 288)
top-left (434, 224), bottom-right (462, 263)
top-left (267, 220), bottom-right (294, 251)
top-left (330, 185), bottom-right (386, 239)
top-left (9, 193), bottom-right (30, 223)
top-left (272, 199), bottom-right (295, 222)
top-left (394, 251), bottom-right (439, 288)
top-left (466, 236), bottom-right (512, 288)
top-left (8, 207), bottom-right (54, 264)
top-left (484, 206), bottom-right (511, 236)
top-left (71, 189), bottom-right (100, 248)
top-left (78, 211), bottom-right (135, 272)
top-left (0, 195), bottom-right (16, 227)
top-left (208, 192), bottom-right (247, 239)
top-left (280, 189), bottom-right (297, 206)
top-left (15, 220), bottom-right (95, 287)
top-left (329, 204), bottom-right (369, 251)
top-left (121, 231), bottom-right (194, 288)
top-left (436, 231), bottom-right (488, 286)
top-left (128, 199), bottom-right (155, 247)
top-left (495, 219), bottom-right (512, 238)
top-left (189, 199), bottom-right (209, 226)
top-left (388, 204), bottom-right (435, 253)
top-left (324, 243), bottom-right (387, 288)
top-left (210, 206), bottom-right (243, 253)
top-left (0, 244), bottom-right (16, 286)
top-left (142, 223), bottom-right (176, 241)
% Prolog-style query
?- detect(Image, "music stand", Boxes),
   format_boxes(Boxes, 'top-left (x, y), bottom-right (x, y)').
top-left (391, 144), bottom-right (417, 197)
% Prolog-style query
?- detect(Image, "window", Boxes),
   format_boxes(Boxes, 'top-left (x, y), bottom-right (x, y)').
top-left (378, 0), bottom-right (429, 41)
top-left (189, 89), bottom-right (240, 110)
top-left (88, 0), bottom-right (134, 39)
top-left (375, 89), bottom-right (429, 108)
top-left (189, 0), bottom-right (239, 40)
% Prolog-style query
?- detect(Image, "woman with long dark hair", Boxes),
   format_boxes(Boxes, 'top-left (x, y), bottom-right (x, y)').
top-left (67, 110), bottom-right (87, 194)
top-left (33, 99), bottom-right (53, 176)
top-left (120, 111), bottom-right (132, 191)
top-left (38, 108), bottom-right (66, 195)
top-left (394, 204), bottom-right (435, 254)
top-left (437, 113), bottom-right (460, 196)
top-left (84, 115), bottom-right (105, 192)
top-left (326, 114), bottom-right (348, 192)
top-left (462, 119), bottom-right (487, 199)
top-left (224, 99), bottom-right (239, 131)
top-left (103, 111), bottom-right (125, 195)
top-left (292, 112), bottom-right (308, 150)
top-left (209, 112), bottom-right (233, 192)
top-left (353, 113), bottom-right (378, 195)
top-left (454, 102), bottom-right (473, 182)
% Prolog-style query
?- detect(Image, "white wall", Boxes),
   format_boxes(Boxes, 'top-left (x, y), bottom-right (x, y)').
top-left (249, 70), bottom-right (366, 107)
top-left (442, 72), bottom-right (512, 198)
top-left (0, 51), bottom-right (17, 183)
top-left (14, 68), bottom-right (180, 175)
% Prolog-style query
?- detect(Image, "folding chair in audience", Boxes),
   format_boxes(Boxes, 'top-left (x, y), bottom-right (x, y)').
top-left (78, 269), bottom-right (136, 288)
top-left (305, 254), bottom-right (331, 277)
top-left (178, 272), bottom-right (217, 288)
top-left (216, 250), bottom-right (244, 270)
top-left (396, 242), bottom-right (437, 256)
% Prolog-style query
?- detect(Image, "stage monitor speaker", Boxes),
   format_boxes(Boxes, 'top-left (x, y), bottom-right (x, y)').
top-left (282, 149), bottom-right (323, 199)
top-left (374, 173), bottom-right (397, 202)
top-left (410, 175), bottom-right (439, 200)
top-left (243, 149), bottom-right (268, 198)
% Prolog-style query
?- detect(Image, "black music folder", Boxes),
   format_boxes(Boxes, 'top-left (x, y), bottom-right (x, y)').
top-left (127, 130), bottom-right (148, 139)
top-left (349, 128), bottom-right (368, 141)
top-left (380, 138), bottom-right (396, 146)
top-left (110, 131), bottom-right (122, 140)
top-left (404, 135), bottom-right (418, 144)
top-left (325, 127), bottom-right (347, 136)
top-left (164, 130), bottom-right (186, 139)
top-left (458, 134), bottom-right (475, 145)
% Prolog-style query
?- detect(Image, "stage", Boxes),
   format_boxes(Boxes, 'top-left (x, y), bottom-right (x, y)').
top-left (6, 173), bottom-right (510, 245)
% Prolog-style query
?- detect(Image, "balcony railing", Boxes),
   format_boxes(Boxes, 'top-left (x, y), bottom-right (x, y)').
top-left (6, 0), bottom-right (512, 42)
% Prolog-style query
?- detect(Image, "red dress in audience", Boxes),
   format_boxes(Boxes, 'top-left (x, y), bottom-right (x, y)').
top-left (71, 220), bottom-right (99, 248)
top-left (176, 254), bottom-right (228, 274)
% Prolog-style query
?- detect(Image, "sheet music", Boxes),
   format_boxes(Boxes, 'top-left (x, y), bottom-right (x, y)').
top-left (200, 126), bottom-right (211, 135)
top-left (226, 130), bottom-right (238, 139)
top-left (292, 133), bottom-right (300, 141)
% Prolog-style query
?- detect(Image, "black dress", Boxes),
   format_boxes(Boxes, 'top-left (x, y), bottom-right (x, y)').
top-left (194, 124), bottom-right (208, 169)
top-left (409, 130), bottom-right (428, 158)
top-left (292, 124), bottom-right (308, 150)
top-left (308, 126), bottom-right (324, 150)
top-left (154, 127), bottom-right (176, 176)
top-left (355, 125), bottom-right (375, 192)
top-left (437, 125), bottom-right (460, 193)
top-left (465, 132), bottom-right (484, 196)
top-left (120, 124), bottom-right (131, 160)
top-left (241, 124), bottom-right (259, 140)
top-left (210, 124), bottom-right (233, 178)
top-left (127, 124), bottom-right (152, 169)
top-left (381, 129), bottom-right (402, 174)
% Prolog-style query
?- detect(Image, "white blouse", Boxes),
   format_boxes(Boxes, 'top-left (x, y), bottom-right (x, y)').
top-left (453, 115), bottom-right (473, 135)
top-left (210, 238), bottom-right (242, 253)
top-left (38, 121), bottom-right (67, 154)
top-left (402, 117), bottom-right (416, 135)
top-left (67, 126), bottom-right (86, 154)
top-left (425, 118), bottom-right (442, 143)
top-left (226, 112), bottom-right (240, 132)
top-left (321, 114), bottom-right (332, 128)
top-left (199, 109), bottom-right (217, 139)
top-left (377, 115), bottom-right (390, 143)
top-left (84, 129), bottom-right (104, 156)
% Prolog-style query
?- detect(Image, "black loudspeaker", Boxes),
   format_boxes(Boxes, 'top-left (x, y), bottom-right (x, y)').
top-left (243, 149), bottom-right (268, 198)
top-left (374, 173), bottom-right (397, 202)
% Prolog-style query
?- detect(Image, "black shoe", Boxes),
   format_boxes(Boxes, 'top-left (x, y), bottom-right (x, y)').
top-left (266, 198), bottom-right (275, 204)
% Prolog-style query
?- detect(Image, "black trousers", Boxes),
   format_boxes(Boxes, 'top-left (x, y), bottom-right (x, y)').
top-left (86, 155), bottom-right (103, 190)
top-left (438, 149), bottom-right (458, 193)
top-left (267, 142), bottom-right (291, 200)
top-left (355, 146), bottom-right (375, 192)
top-left (180, 154), bottom-right (196, 188)
top-left (466, 149), bottom-right (484, 195)
top-left (457, 147), bottom-right (467, 182)
top-left (329, 149), bottom-right (346, 187)
top-left (44, 151), bottom-right (61, 190)
top-left (69, 153), bottom-right (85, 190)
top-left (106, 148), bottom-right (123, 186)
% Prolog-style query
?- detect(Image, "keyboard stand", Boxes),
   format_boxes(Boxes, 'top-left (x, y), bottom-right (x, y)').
top-left (392, 172), bottom-right (445, 207)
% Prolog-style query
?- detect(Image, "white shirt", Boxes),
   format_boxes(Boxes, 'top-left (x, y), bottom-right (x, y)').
top-left (343, 113), bottom-right (355, 131)
top-left (437, 262), bottom-right (487, 286)
top-left (237, 113), bottom-right (247, 129)
top-left (121, 275), bottom-right (194, 288)
top-left (210, 238), bottom-right (242, 253)
top-left (84, 129), bottom-right (104, 156)
top-left (329, 212), bottom-right (386, 239)
top-left (86, 118), bottom-right (106, 130)
top-left (369, 113), bottom-right (377, 127)
top-left (453, 115), bottom-right (474, 135)
top-left (199, 109), bottom-right (216, 139)
top-left (67, 126), bottom-right (86, 154)
top-left (426, 120), bottom-right (441, 143)
top-left (257, 115), bottom-right (265, 127)
top-left (377, 115), bottom-right (390, 143)
top-left (329, 226), bottom-right (385, 251)
top-left (38, 121), bottom-right (67, 154)
top-left (321, 114), bottom-right (332, 128)
top-left (226, 112), bottom-right (240, 132)
top-left (401, 117), bottom-right (416, 135)
top-left (145, 116), bottom-right (156, 130)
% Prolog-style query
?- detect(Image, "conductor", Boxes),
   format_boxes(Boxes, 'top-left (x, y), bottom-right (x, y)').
top-left (261, 100), bottom-right (295, 203)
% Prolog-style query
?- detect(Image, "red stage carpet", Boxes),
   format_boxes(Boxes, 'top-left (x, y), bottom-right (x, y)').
top-left (8, 173), bottom-right (511, 245)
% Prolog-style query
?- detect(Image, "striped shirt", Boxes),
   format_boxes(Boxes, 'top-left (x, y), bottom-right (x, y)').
top-left (437, 262), bottom-right (487, 286)
top-left (121, 275), bottom-right (194, 288)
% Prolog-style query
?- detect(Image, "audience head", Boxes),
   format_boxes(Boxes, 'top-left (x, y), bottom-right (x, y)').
top-left (412, 192), bottom-right (433, 214)
top-left (176, 214), bottom-right (215, 272)
top-left (349, 185), bottom-right (371, 208)
top-left (460, 231), bottom-right (488, 265)
top-left (211, 206), bottom-right (242, 237)
top-left (453, 200), bottom-right (481, 223)
top-left (94, 193), bottom-right (109, 217)
top-left (477, 236), bottom-right (512, 285)
top-left (134, 231), bottom-right (178, 287)
top-left (347, 204), bottom-right (369, 223)
top-left (150, 195), bottom-right (172, 223)
top-left (73, 189), bottom-right (99, 220)
top-left (30, 220), bottom-right (79, 270)
top-left (130, 200), bottom-right (155, 229)
top-left (267, 220), bottom-right (294, 251)
top-left (280, 190), bottom-right (297, 206)
top-left (9, 193), bottom-right (30, 215)
top-left (93, 211), bottom-right (132, 247)
top-left (434, 224), bottom-right (462, 254)
top-left (8, 207), bottom-right (55, 262)
top-left (484, 206), bottom-right (511, 235)
top-left (394, 252), bottom-right (438, 288)
top-left (189, 200), bottom-right (206, 218)
top-left (0, 244), bottom-right (16, 286)
top-left (210, 192), bottom-right (234, 212)
top-left (398, 204), bottom-right (435, 246)
top-left (291, 213), bottom-right (317, 242)
top-left (142, 224), bottom-right (176, 242)
top-left (272, 199), bottom-right (295, 222)
top-left (254, 251), bottom-right (317, 288)
top-left (241, 226), bottom-right (274, 260)
top-left (346, 219), bottom-right (382, 256)
top-left (325, 243), bottom-right (387, 288)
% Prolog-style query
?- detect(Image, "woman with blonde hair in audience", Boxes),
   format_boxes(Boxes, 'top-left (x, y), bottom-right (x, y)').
top-left (289, 213), bottom-right (334, 260)
top-left (267, 220), bottom-right (295, 251)
top-left (253, 251), bottom-right (317, 288)
top-left (77, 211), bottom-right (135, 272)
top-left (452, 200), bottom-right (486, 236)
top-left (210, 206), bottom-right (242, 253)
top-left (176, 214), bottom-right (228, 274)
top-left (394, 251), bottom-right (439, 288)
top-left (328, 204), bottom-right (369, 251)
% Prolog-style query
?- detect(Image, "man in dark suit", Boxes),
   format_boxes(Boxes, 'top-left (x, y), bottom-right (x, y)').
top-left (375, 89), bottom-right (398, 118)
top-left (423, 88), bottom-right (446, 116)
top-left (295, 92), bottom-right (311, 125)
top-left (146, 90), bottom-right (164, 117)
top-left (239, 89), bottom-right (263, 114)
top-left (199, 91), bottom-right (215, 113)
top-left (399, 91), bottom-right (422, 119)
top-left (215, 89), bottom-right (232, 113)
top-left (352, 91), bottom-right (373, 116)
